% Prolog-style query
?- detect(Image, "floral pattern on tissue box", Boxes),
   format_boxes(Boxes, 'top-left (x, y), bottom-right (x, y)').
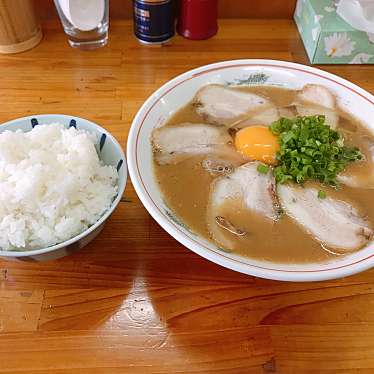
top-left (294, 0), bottom-right (374, 64)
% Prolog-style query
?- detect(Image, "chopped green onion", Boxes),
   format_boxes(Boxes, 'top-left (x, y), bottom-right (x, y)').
top-left (270, 115), bottom-right (362, 186)
top-left (318, 190), bottom-right (326, 199)
top-left (257, 163), bottom-right (269, 174)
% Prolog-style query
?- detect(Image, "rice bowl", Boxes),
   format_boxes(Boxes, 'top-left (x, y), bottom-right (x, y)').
top-left (0, 115), bottom-right (126, 261)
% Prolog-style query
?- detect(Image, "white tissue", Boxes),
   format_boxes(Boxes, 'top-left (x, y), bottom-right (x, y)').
top-left (57, 0), bottom-right (105, 31)
top-left (337, 0), bottom-right (374, 33)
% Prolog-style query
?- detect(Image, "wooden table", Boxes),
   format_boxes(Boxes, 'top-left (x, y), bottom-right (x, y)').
top-left (1, 20), bottom-right (374, 373)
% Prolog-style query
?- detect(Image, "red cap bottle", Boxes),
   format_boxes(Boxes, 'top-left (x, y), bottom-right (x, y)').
top-left (177, 0), bottom-right (218, 40)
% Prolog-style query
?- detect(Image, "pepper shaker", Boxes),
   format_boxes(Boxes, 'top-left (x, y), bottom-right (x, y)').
top-left (177, 0), bottom-right (218, 40)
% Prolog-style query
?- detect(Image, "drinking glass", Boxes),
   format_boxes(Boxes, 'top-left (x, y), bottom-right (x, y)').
top-left (54, 0), bottom-right (109, 50)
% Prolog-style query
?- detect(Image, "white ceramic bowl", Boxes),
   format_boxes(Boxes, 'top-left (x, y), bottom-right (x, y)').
top-left (0, 114), bottom-right (127, 261)
top-left (127, 59), bottom-right (374, 281)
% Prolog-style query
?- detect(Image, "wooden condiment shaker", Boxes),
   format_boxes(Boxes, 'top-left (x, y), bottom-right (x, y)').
top-left (0, 0), bottom-right (42, 54)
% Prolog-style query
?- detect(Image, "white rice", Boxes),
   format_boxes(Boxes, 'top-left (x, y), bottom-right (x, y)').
top-left (0, 124), bottom-right (118, 251)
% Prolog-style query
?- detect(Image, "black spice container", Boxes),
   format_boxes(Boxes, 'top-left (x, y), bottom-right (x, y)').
top-left (133, 0), bottom-right (176, 45)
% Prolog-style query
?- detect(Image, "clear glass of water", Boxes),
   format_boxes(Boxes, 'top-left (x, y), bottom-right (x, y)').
top-left (54, 0), bottom-right (109, 50)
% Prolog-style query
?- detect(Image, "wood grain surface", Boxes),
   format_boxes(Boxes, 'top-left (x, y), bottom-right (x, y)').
top-left (1, 19), bottom-right (374, 373)
top-left (34, 0), bottom-right (297, 20)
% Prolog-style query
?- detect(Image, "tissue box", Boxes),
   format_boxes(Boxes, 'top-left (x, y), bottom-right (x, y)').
top-left (294, 0), bottom-right (374, 64)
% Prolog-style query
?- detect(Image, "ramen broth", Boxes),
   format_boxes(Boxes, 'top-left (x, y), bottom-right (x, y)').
top-left (153, 86), bottom-right (374, 264)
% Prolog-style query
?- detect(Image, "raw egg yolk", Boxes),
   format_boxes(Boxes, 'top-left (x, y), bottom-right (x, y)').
top-left (234, 126), bottom-right (280, 165)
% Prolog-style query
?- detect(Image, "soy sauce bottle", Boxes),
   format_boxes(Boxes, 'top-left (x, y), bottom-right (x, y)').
top-left (177, 0), bottom-right (218, 40)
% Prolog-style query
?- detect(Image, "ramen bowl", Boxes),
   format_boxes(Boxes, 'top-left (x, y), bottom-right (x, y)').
top-left (127, 59), bottom-right (374, 281)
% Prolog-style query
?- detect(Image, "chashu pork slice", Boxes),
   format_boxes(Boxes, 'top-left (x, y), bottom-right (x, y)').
top-left (337, 140), bottom-right (374, 189)
top-left (152, 123), bottom-right (242, 165)
top-left (234, 107), bottom-right (280, 129)
top-left (194, 84), bottom-right (272, 126)
top-left (294, 84), bottom-right (339, 129)
top-left (278, 184), bottom-right (373, 252)
top-left (337, 171), bottom-right (374, 189)
top-left (296, 84), bottom-right (336, 109)
top-left (207, 162), bottom-right (279, 250)
top-left (296, 105), bottom-right (339, 130)
top-left (278, 106), bottom-right (297, 119)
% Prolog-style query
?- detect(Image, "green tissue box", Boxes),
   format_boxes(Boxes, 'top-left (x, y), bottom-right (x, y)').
top-left (294, 0), bottom-right (374, 64)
